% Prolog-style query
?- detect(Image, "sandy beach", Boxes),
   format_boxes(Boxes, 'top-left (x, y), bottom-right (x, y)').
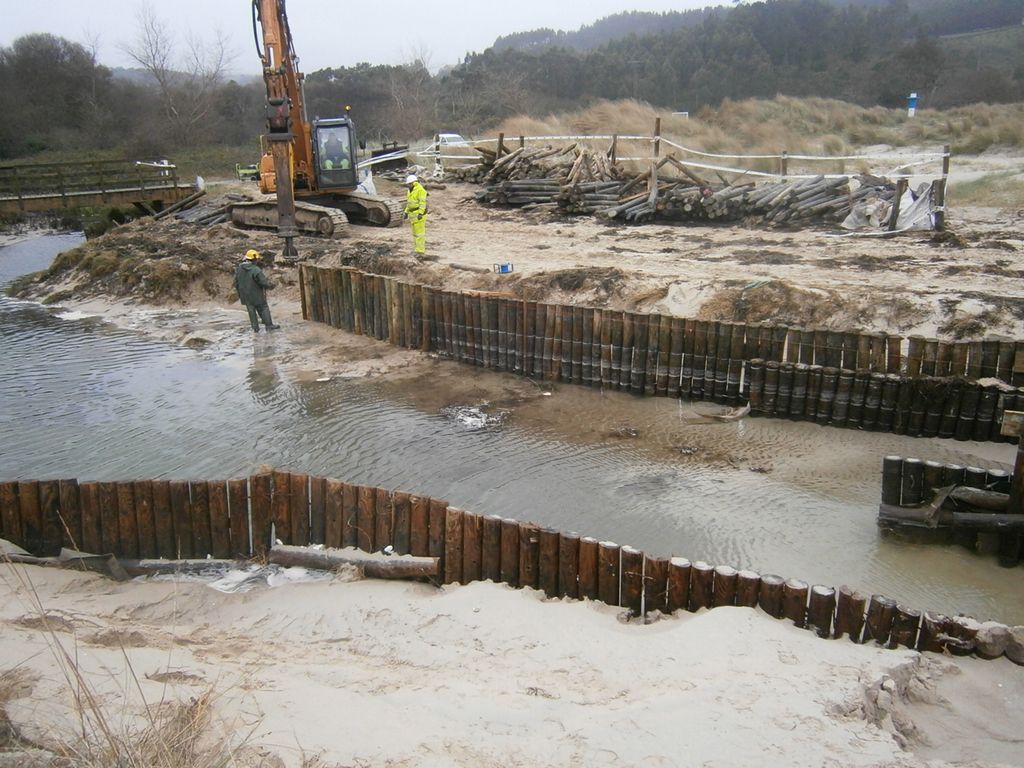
top-left (2, 561), bottom-right (1022, 768)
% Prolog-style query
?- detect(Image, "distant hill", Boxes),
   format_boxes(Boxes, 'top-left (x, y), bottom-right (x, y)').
top-left (493, 0), bottom-right (1024, 53)
top-left (110, 67), bottom-right (262, 86)
top-left (458, 0), bottom-right (1024, 118)
top-left (110, 66), bottom-right (157, 85)
top-left (492, 9), bottom-right (712, 52)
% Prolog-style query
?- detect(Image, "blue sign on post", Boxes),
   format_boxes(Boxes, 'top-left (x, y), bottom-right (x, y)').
top-left (907, 92), bottom-right (919, 117)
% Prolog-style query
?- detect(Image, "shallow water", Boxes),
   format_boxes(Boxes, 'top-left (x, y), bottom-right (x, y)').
top-left (2, 234), bottom-right (1022, 624)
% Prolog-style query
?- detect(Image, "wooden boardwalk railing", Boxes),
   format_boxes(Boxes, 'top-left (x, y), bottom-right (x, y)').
top-left (1, 470), bottom-right (1019, 662)
top-left (0, 159), bottom-right (196, 214)
top-left (299, 264), bottom-right (1024, 444)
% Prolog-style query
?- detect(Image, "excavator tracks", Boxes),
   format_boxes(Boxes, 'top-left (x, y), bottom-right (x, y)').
top-left (230, 200), bottom-right (350, 237)
top-left (338, 192), bottom-right (405, 228)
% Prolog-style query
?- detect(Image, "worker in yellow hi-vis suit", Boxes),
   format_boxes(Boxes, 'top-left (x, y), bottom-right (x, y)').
top-left (404, 173), bottom-right (433, 260)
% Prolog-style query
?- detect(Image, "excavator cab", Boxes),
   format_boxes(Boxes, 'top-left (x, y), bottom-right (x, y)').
top-left (313, 119), bottom-right (358, 191)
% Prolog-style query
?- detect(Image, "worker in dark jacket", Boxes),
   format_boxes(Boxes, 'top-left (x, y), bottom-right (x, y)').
top-left (234, 249), bottom-right (280, 332)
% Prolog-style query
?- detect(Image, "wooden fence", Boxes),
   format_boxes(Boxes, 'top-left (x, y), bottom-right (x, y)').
top-left (1, 470), bottom-right (1017, 661)
top-left (746, 361), bottom-right (1023, 441)
top-left (0, 158), bottom-right (195, 214)
top-left (299, 264), bottom-right (1024, 443)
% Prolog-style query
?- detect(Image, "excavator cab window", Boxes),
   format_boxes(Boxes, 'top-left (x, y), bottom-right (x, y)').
top-left (314, 123), bottom-right (357, 190)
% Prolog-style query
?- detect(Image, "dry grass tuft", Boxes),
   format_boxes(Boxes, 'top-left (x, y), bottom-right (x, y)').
top-left (698, 279), bottom-right (848, 327)
top-left (0, 561), bottom-right (263, 768)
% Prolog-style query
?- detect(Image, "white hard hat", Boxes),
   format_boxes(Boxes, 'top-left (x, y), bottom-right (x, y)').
top-left (405, 174), bottom-right (418, 184)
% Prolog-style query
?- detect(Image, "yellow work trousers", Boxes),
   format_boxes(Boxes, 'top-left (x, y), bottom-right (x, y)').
top-left (410, 214), bottom-right (426, 254)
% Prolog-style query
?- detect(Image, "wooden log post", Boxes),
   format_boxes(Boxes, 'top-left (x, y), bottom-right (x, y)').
top-left (148, 480), bottom-right (173, 559)
top-left (807, 585), bottom-right (836, 638)
top-left (763, 361), bottom-right (779, 416)
top-left (712, 565), bottom-right (738, 607)
top-left (735, 570), bottom-right (761, 608)
top-left (790, 363), bottom-right (809, 419)
top-left (776, 362), bottom-right (794, 416)
top-left (597, 541), bottom-right (621, 606)
top-left (889, 605), bottom-right (922, 649)
top-left (881, 455), bottom-right (904, 506)
top-left (226, 478), bottom-right (249, 557)
top-left (578, 536), bottom-right (599, 600)
top-left (782, 578), bottom-right (809, 628)
top-left (462, 511), bottom-right (483, 583)
top-left (666, 557), bottom-right (691, 612)
top-left (356, 484), bottom-right (376, 553)
top-left (688, 561), bottom-right (714, 611)
top-left (408, 494), bottom-right (430, 557)
top-left (444, 507), bottom-right (465, 584)
top-left (207, 480), bottom-right (232, 559)
top-left (538, 527), bottom-right (560, 597)
top-left (900, 457), bottom-right (925, 506)
top-left (863, 594), bottom-right (898, 646)
top-left (481, 514), bottom-right (502, 582)
top-left (747, 359), bottom-right (765, 415)
top-left (428, 498), bottom-right (448, 578)
top-left (667, 317), bottom-right (684, 398)
top-left (644, 555), bottom-right (669, 615)
top-left (499, 517), bottom-right (520, 586)
top-left (189, 480), bottom-right (213, 558)
top-left (32, 480), bottom-right (60, 558)
top-left (817, 367), bottom-right (839, 424)
top-left (558, 532), bottom-right (580, 599)
top-left (16, 480), bottom-right (42, 556)
top-left (57, 478), bottom-right (82, 553)
top-left (2, 481), bottom-right (24, 551)
top-left (324, 478), bottom-right (345, 549)
top-left (372, 486), bottom-right (394, 552)
top-left (757, 574), bottom-right (785, 619)
top-left (834, 585), bottom-right (867, 642)
top-left (917, 612), bottom-right (953, 653)
top-left (620, 546), bottom-right (644, 614)
top-left (249, 473), bottom-right (273, 557)
top-left (122, 481), bottom-right (152, 561)
top-left (168, 480), bottom-right (191, 559)
top-left (519, 523), bottom-right (541, 590)
top-left (999, 410), bottom-right (1024, 565)
top-left (630, 315), bottom-right (648, 394)
top-left (78, 482), bottom-right (102, 555)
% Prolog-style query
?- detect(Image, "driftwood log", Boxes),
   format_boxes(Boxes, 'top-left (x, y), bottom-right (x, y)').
top-left (269, 543), bottom-right (439, 579)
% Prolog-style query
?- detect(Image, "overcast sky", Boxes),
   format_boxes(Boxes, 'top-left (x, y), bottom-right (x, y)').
top-left (0, 0), bottom-right (722, 74)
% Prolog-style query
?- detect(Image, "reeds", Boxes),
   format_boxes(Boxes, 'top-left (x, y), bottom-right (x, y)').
top-left (0, 560), bottom-right (257, 768)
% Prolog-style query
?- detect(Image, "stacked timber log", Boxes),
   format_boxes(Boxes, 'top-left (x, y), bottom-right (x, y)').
top-left (473, 145), bottom-right (624, 206)
top-left (460, 146), bottom-right (899, 229)
top-left (558, 181), bottom-right (628, 214)
top-left (174, 193), bottom-right (249, 226)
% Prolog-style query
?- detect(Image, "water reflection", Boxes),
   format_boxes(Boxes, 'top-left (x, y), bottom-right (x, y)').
top-left (1, 233), bottom-right (1023, 624)
top-left (247, 357), bottom-right (283, 407)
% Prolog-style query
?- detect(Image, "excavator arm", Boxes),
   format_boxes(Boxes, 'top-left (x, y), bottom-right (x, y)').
top-left (251, 0), bottom-right (309, 258)
top-left (235, 0), bottom-right (401, 250)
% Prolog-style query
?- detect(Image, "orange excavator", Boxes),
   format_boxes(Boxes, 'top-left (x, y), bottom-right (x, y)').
top-left (232, 0), bottom-right (403, 259)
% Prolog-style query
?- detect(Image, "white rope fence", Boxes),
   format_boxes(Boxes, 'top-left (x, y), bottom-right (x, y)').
top-left (408, 128), bottom-right (949, 183)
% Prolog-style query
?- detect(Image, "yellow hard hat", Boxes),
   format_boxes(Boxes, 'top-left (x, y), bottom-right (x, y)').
top-left (245, 249), bottom-right (260, 260)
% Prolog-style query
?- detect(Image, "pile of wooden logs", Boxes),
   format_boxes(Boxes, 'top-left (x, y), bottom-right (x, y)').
top-left (477, 179), bottom-right (563, 206)
top-left (458, 147), bottom-right (898, 229)
top-left (173, 193), bottom-right (250, 226)
top-left (470, 144), bottom-right (624, 204)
